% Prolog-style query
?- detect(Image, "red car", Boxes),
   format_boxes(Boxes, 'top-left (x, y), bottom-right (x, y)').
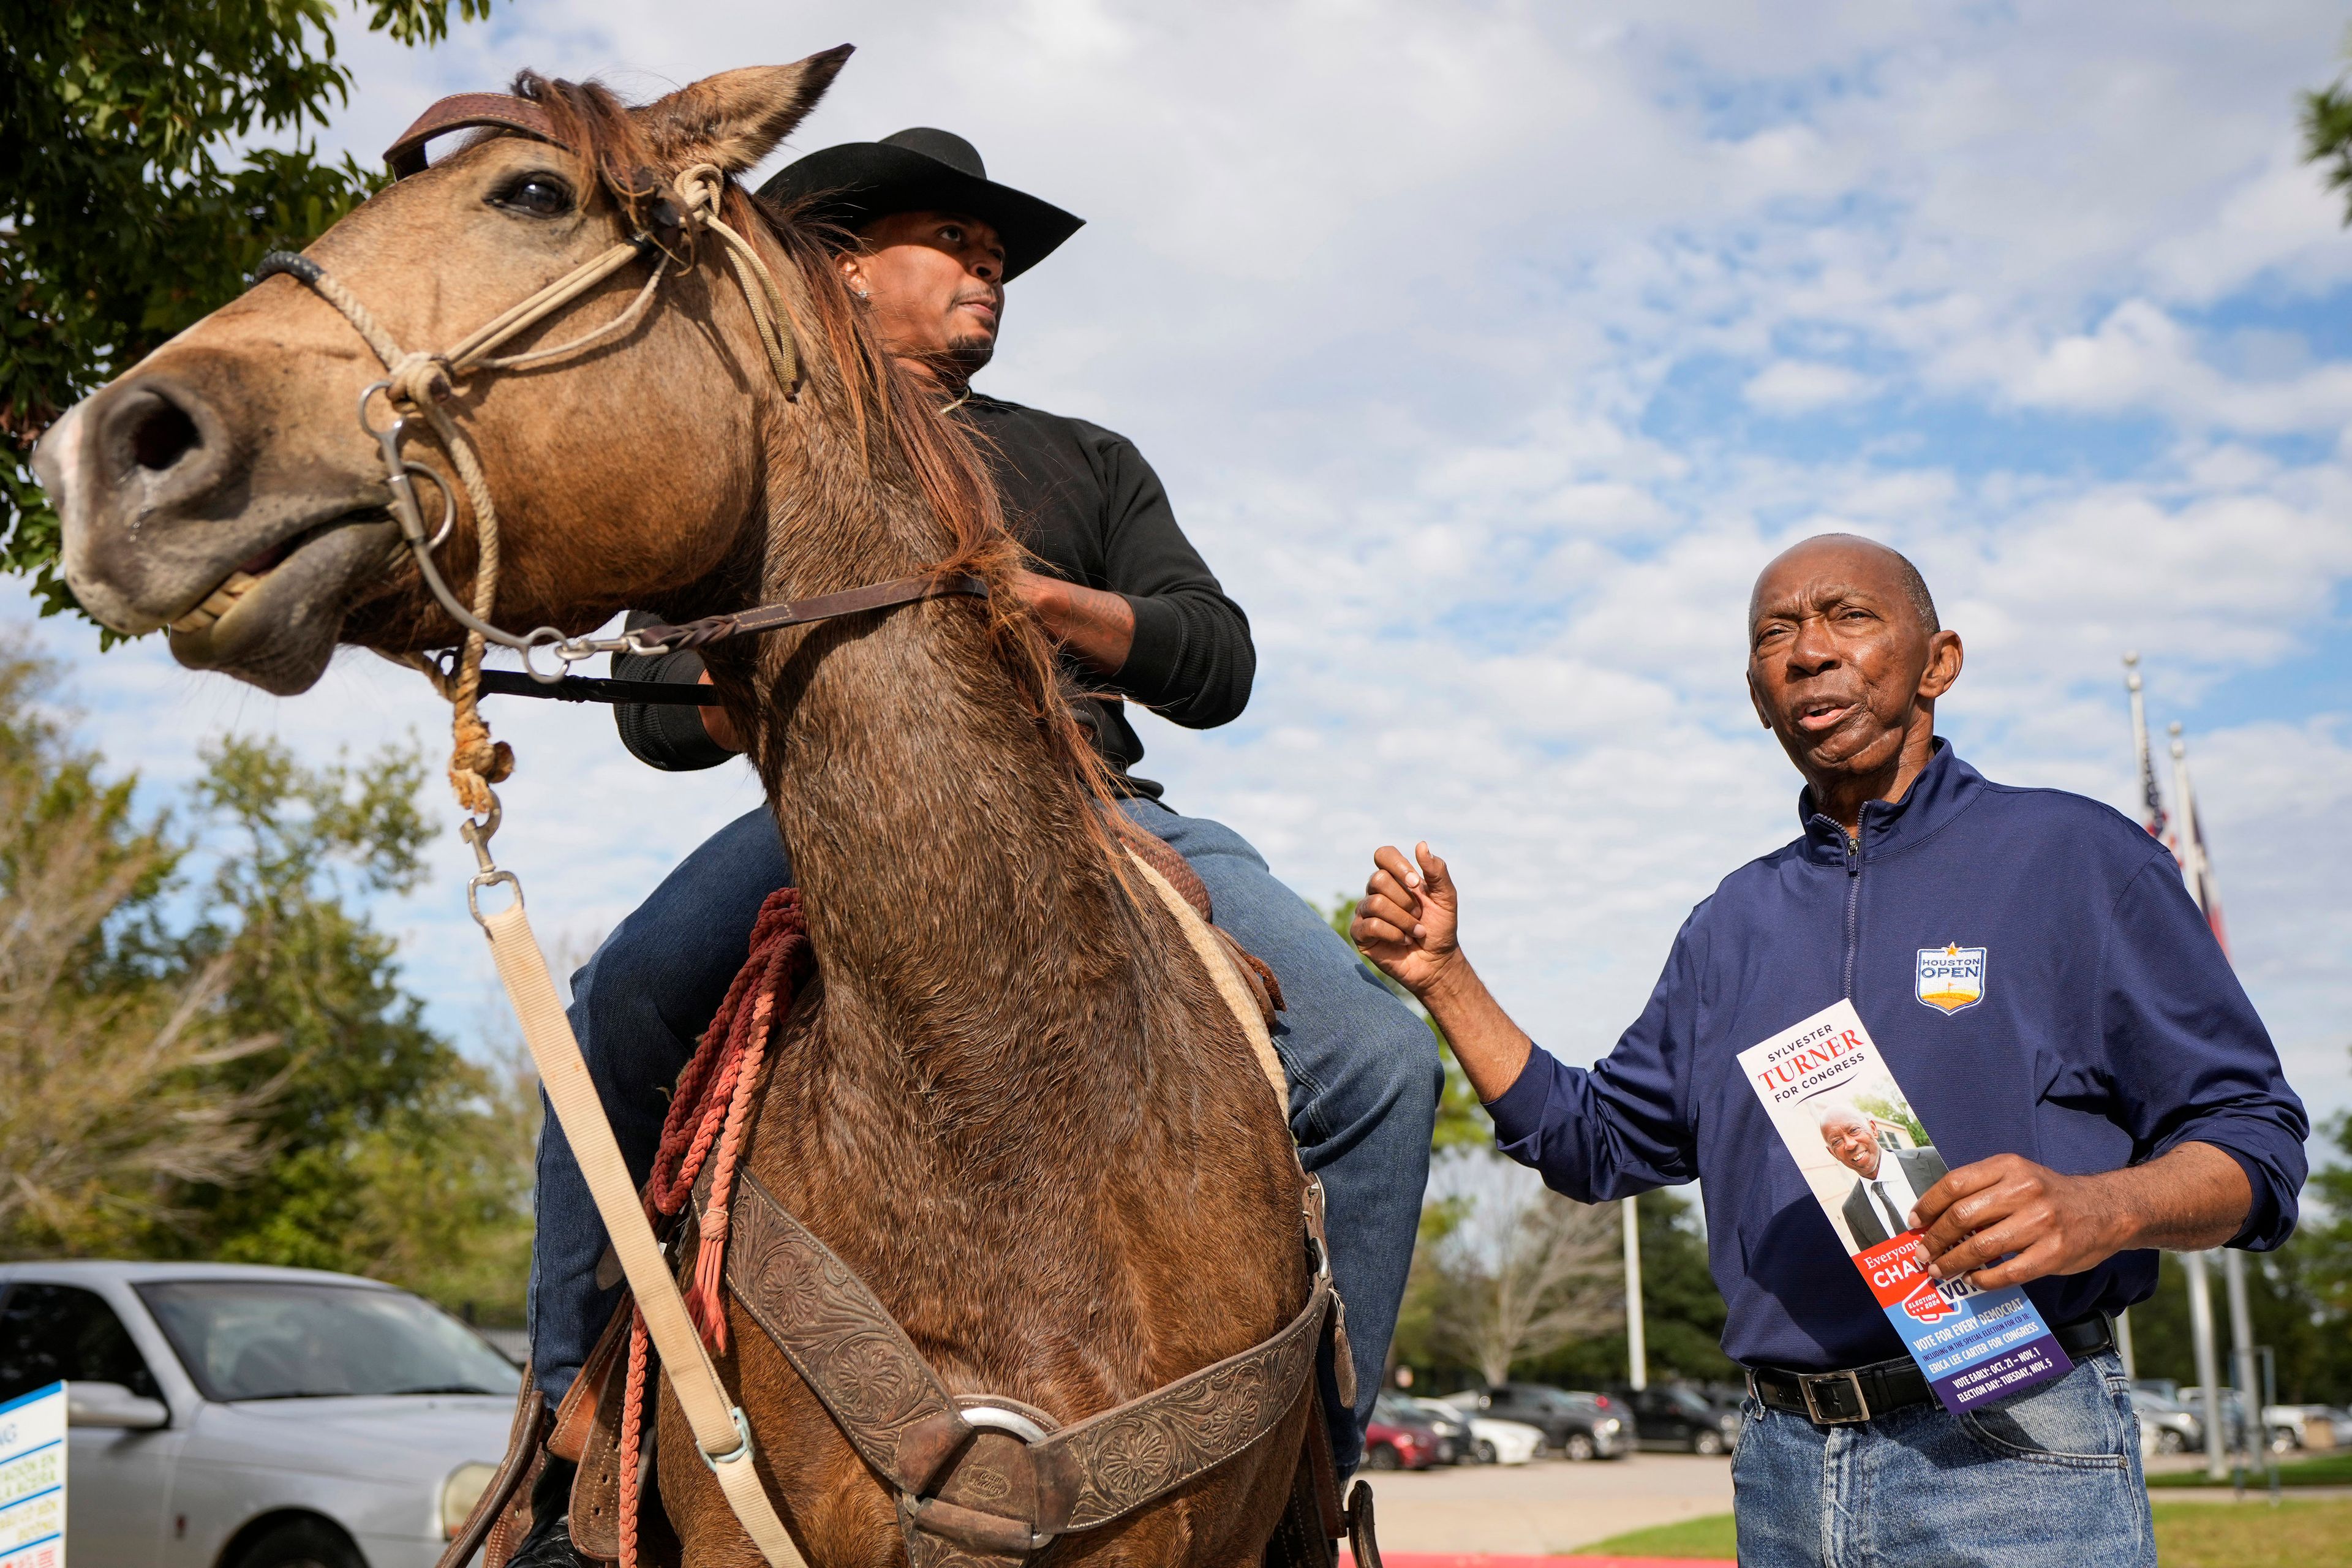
top-left (1363, 1396), bottom-right (1447, 1470)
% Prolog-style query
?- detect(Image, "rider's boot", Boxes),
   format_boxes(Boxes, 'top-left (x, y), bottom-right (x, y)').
top-left (504, 1458), bottom-right (593, 1568)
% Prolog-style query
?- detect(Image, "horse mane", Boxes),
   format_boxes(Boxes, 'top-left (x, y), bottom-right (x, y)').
top-left (510, 71), bottom-right (1119, 820)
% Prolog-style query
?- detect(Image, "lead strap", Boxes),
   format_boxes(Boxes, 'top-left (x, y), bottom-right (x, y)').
top-left (477, 894), bottom-right (810, 1568)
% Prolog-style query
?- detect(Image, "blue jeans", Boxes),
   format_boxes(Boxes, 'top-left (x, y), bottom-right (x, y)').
top-left (1732, 1352), bottom-right (2155, 1567)
top-left (526, 796), bottom-right (1439, 1472)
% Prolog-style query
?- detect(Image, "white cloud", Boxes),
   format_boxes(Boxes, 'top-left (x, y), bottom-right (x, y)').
top-left (1743, 360), bottom-right (1877, 415)
top-left (24, 0), bottom-right (2350, 1165)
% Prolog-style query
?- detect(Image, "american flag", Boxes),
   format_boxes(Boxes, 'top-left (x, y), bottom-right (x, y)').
top-left (2124, 654), bottom-right (2167, 840)
top-left (2166, 719), bottom-right (2231, 960)
top-left (2138, 739), bottom-right (2168, 841)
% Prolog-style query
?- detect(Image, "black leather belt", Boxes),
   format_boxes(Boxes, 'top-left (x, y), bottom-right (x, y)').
top-left (1747, 1313), bottom-right (2114, 1426)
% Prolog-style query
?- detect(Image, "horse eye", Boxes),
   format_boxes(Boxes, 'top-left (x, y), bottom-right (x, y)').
top-left (492, 175), bottom-right (573, 218)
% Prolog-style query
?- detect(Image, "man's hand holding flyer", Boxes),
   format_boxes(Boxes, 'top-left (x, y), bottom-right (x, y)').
top-left (1740, 1000), bottom-right (2073, 1413)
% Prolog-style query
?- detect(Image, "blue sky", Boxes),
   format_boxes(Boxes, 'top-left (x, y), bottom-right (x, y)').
top-left (20, 1), bottom-right (2351, 1155)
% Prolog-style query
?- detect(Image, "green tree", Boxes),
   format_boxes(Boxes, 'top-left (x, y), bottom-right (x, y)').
top-left (2, 0), bottom-right (492, 620)
top-left (0, 639), bottom-right (277, 1253)
top-left (2305, 1098), bottom-right (2352, 1381)
top-left (1517, 1187), bottom-right (1736, 1390)
top-left (1324, 895), bottom-right (1490, 1150)
top-left (2305, 47), bottom-right (2352, 225)
top-left (162, 736), bottom-right (536, 1319)
top-left (0, 643), bottom-right (535, 1321)
top-left (2119, 1090), bottom-right (2352, 1411)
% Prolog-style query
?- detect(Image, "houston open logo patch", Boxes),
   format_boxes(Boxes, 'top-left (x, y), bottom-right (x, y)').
top-left (1916, 944), bottom-right (1986, 1014)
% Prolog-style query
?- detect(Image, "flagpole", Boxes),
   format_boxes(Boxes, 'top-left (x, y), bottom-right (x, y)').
top-left (2169, 724), bottom-right (2205, 913)
top-left (1623, 1196), bottom-right (1648, 1392)
top-left (2186, 1249), bottom-right (2230, 1480)
top-left (2163, 718), bottom-right (2241, 1476)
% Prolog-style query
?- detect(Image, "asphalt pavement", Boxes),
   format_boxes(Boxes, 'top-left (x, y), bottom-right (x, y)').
top-left (1355, 1452), bottom-right (1736, 1554)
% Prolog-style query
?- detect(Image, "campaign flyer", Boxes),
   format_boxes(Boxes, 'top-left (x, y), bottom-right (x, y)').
top-left (1738, 1000), bottom-right (2071, 1414)
top-left (0, 1381), bottom-right (64, 1568)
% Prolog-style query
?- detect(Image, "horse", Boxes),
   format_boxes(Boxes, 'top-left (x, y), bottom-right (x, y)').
top-left (36, 52), bottom-right (1339, 1567)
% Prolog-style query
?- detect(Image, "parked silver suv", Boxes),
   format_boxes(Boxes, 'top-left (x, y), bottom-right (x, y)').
top-left (0, 1262), bottom-right (519, 1568)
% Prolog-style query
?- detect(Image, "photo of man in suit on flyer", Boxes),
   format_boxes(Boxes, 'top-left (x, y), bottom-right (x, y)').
top-left (1819, 1099), bottom-right (1949, 1248)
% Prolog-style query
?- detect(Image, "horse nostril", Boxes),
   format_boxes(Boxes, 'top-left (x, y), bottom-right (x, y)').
top-left (126, 394), bottom-right (202, 472)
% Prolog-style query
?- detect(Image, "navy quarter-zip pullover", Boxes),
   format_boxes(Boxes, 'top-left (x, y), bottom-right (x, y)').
top-left (1487, 742), bottom-right (2307, 1373)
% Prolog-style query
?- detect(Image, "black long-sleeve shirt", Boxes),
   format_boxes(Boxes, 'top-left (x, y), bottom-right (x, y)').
top-left (613, 393), bottom-right (1253, 796)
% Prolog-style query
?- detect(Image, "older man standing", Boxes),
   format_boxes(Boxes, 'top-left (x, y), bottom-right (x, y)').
top-left (1351, 535), bottom-right (2306, 1567)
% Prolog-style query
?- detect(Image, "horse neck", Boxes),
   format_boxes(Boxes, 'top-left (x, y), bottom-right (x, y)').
top-left (737, 405), bottom-right (1158, 1143)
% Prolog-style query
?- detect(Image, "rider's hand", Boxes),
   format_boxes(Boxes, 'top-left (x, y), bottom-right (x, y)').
top-left (1007, 568), bottom-right (1135, 675)
top-left (1350, 842), bottom-right (1463, 1000)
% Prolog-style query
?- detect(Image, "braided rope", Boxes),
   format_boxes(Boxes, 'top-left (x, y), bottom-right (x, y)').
top-left (617, 1306), bottom-right (652, 1568)
top-left (643, 890), bottom-right (810, 1336)
top-left (615, 889), bottom-right (809, 1568)
top-left (676, 165), bottom-right (801, 397)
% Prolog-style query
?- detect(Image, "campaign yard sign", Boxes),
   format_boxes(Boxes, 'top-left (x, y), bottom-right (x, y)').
top-left (0, 1382), bottom-right (64, 1568)
top-left (1739, 1000), bottom-right (2072, 1414)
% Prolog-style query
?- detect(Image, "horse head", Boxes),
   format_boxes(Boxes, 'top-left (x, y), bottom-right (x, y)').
top-left (36, 52), bottom-right (859, 695)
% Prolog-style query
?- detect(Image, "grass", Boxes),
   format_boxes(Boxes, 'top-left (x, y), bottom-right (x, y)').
top-left (1584, 1500), bottom-right (2352, 1566)
top-left (2148, 1499), bottom-right (2352, 1566)
top-left (1583, 1514), bottom-right (1736, 1559)
top-left (2147, 1449), bottom-right (2352, 1488)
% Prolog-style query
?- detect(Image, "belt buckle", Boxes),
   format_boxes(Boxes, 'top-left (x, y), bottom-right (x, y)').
top-left (1800, 1370), bottom-right (1872, 1425)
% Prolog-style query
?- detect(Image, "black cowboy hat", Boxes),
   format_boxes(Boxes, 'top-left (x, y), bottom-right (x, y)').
top-left (756, 128), bottom-right (1083, 282)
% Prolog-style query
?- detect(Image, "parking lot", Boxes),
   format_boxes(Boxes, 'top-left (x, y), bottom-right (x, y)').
top-left (1357, 1453), bottom-right (1736, 1554)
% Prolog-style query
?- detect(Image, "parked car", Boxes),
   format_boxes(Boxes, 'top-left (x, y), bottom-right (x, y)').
top-left (2143, 1384), bottom-right (2256, 1450)
top-left (2215, 1390), bottom-right (2255, 1452)
top-left (0, 1261), bottom-right (521, 1568)
top-left (1412, 1397), bottom-right (1543, 1464)
top-left (1363, 1394), bottom-right (1448, 1470)
top-left (2262, 1404), bottom-right (2346, 1452)
top-left (1405, 1397), bottom-right (1477, 1463)
top-left (1610, 1383), bottom-right (1741, 1455)
top-left (2130, 1389), bottom-right (2204, 1454)
top-left (1449, 1382), bottom-right (1626, 1461)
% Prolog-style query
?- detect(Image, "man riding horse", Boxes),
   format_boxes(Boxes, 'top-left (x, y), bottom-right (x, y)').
top-left (520, 126), bottom-right (1441, 1564)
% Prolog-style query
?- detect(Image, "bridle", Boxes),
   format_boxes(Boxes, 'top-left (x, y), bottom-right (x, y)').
top-left (248, 94), bottom-right (986, 827)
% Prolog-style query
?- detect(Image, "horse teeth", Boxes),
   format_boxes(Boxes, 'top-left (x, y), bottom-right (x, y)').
top-left (170, 571), bottom-right (264, 635)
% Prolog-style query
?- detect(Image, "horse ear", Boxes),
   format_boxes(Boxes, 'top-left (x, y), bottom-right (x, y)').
top-left (646, 47), bottom-right (854, 175)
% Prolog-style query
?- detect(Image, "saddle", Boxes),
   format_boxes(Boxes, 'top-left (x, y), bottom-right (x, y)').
top-left (1103, 810), bottom-right (1287, 1029)
top-left (442, 830), bottom-right (1382, 1568)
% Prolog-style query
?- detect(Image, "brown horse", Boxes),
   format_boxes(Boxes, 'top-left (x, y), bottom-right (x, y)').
top-left (37, 54), bottom-right (1316, 1566)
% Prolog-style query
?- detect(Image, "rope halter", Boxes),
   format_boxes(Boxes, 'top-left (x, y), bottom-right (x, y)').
top-left (254, 160), bottom-right (802, 821)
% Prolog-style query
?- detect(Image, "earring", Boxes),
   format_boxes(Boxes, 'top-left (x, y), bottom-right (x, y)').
top-left (853, 288), bottom-right (870, 300)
